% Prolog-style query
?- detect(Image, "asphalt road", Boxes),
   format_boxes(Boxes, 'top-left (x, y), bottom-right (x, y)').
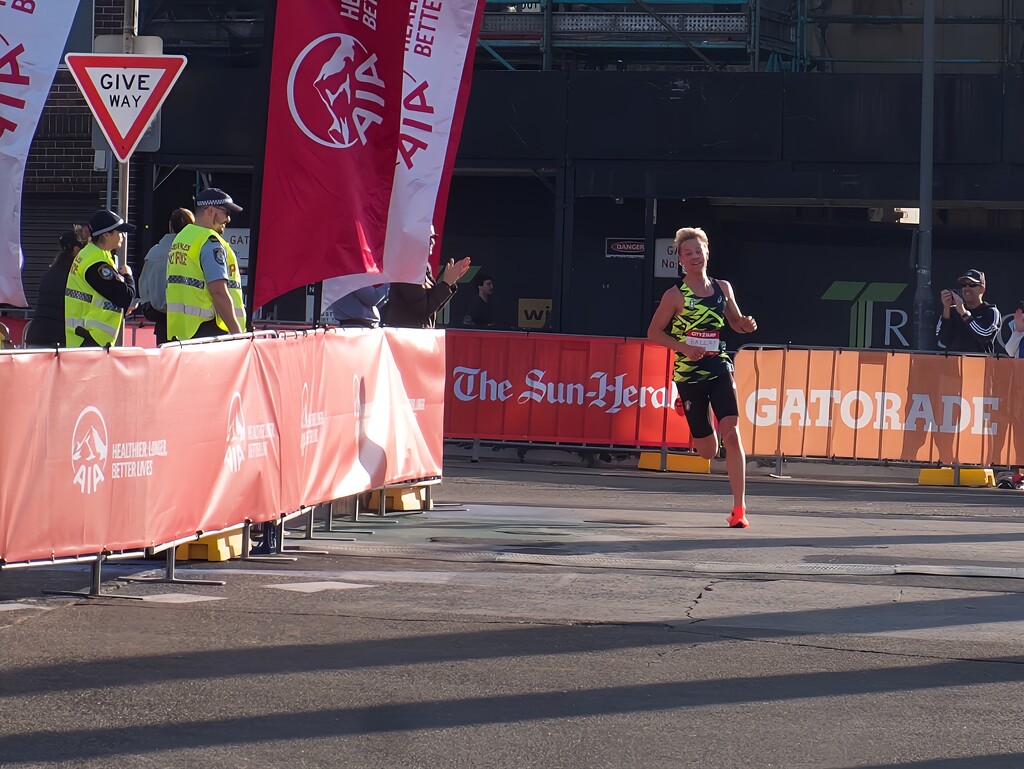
top-left (0, 457), bottom-right (1022, 768)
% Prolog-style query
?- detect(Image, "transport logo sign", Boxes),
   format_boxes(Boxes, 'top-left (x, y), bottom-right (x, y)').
top-left (64, 53), bottom-right (187, 163)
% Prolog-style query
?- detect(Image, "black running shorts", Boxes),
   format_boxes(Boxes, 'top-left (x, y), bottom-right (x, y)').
top-left (674, 374), bottom-right (739, 440)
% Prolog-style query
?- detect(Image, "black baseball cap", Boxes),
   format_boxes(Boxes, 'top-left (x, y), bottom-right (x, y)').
top-left (88, 210), bottom-right (136, 237)
top-left (958, 269), bottom-right (985, 286)
top-left (196, 187), bottom-right (243, 212)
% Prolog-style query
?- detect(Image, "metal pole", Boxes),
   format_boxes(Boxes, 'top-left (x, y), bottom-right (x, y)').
top-left (753, 0), bottom-right (762, 71)
top-left (913, 0), bottom-right (935, 351)
top-left (115, 0), bottom-right (139, 272)
top-left (105, 151), bottom-right (114, 211)
top-left (542, 0), bottom-right (553, 70)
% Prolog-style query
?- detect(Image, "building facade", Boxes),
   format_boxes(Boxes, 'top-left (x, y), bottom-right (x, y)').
top-left (15, 0), bottom-right (1024, 351)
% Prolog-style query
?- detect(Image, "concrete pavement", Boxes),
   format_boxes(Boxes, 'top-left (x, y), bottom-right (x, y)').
top-left (0, 455), bottom-right (1022, 768)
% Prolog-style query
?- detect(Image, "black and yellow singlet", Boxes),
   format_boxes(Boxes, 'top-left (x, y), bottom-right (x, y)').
top-left (669, 279), bottom-right (732, 384)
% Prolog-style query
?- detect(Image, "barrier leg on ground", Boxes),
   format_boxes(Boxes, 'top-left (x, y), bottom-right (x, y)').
top-left (369, 481), bottom-right (438, 519)
top-left (240, 521), bottom-right (297, 563)
top-left (769, 455), bottom-right (791, 479)
top-left (42, 552), bottom-right (148, 600)
top-left (119, 544), bottom-right (226, 586)
top-left (281, 507), bottom-right (330, 554)
top-left (325, 497), bottom-right (375, 536)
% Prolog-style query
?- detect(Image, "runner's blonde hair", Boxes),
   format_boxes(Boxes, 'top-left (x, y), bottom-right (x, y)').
top-left (674, 227), bottom-right (709, 250)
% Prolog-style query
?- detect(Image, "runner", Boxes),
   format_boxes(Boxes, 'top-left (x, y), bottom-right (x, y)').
top-left (647, 227), bottom-right (758, 528)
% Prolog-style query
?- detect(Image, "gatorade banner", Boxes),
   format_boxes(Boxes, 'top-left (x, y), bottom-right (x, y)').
top-left (0, 0), bottom-right (81, 307)
top-left (0, 330), bottom-right (444, 563)
top-left (254, 0), bottom-right (411, 308)
top-left (320, 0), bottom-right (486, 310)
top-left (444, 331), bottom-right (694, 448)
top-left (735, 346), bottom-right (1024, 466)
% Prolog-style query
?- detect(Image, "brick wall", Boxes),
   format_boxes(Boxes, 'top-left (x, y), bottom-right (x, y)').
top-left (24, 0), bottom-right (142, 257)
top-left (24, 0), bottom-right (125, 199)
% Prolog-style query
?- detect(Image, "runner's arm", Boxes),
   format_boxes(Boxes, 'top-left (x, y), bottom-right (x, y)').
top-left (647, 288), bottom-right (704, 360)
top-left (718, 280), bottom-right (757, 334)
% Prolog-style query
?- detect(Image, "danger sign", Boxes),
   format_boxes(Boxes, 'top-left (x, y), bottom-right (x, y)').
top-left (64, 53), bottom-right (187, 163)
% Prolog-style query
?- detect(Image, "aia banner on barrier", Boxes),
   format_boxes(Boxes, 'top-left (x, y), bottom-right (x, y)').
top-left (444, 331), bottom-right (694, 449)
top-left (254, 0), bottom-right (411, 308)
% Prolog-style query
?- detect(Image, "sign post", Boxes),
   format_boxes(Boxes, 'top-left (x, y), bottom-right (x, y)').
top-left (64, 51), bottom-right (186, 266)
top-left (64, 52), bottom-right (186, 166)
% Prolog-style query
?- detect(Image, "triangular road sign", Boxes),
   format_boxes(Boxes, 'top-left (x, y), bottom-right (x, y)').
top-left (64, 53), bottom-right (187, 164)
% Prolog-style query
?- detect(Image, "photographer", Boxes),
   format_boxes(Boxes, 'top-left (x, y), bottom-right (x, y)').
top-left (936, 269), bottom-right (1001, 355)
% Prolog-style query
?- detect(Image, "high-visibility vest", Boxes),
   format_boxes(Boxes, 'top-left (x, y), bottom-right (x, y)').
top-left (166, 224), bottom-right (246, 341)
top-left (64, 242), bottom-right (124, 347)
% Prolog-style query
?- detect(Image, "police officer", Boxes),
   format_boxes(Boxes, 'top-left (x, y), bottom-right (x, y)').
top-left (166, 188), bottom-right (246, 341)
top-left (64, 210), bottom-right (137, 347)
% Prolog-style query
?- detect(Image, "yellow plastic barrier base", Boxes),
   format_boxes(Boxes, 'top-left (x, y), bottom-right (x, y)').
top-left (638, 452), bottom-right (711, 474)
top-left (918, 468), bottom-right (995, 487)
top-left (175, 531), bottom-right (243, 562)
top-left (368, 486), bottom-right (432, 512)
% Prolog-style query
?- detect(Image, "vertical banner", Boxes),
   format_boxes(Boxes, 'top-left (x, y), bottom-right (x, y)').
top-left (0, 0), bottom-right (81, 307)
top-left (254, 0), bottom-right (410, 309)
top-left (321, 0), bottom-right (486, 309)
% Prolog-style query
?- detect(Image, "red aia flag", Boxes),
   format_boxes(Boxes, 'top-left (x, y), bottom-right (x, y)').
top-left (253, 0), bottom-right (410, 309)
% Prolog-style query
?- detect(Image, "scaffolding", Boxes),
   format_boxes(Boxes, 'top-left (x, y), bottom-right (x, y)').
top-left (478, 1), bottom-right (799, 71)
top-left (480, 0), bottom-right (1024, 73)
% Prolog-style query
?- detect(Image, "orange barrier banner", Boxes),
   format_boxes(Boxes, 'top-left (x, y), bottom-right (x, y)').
top-left (735, 347), bottom-right (1024, 467)
top-left (444, 331), bottom-right (693, 448)
top-left (0, 329), bottom-right (444, 564)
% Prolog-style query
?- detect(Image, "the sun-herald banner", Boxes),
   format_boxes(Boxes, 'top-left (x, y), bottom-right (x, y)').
top-left (253, 0), bottom-right (410, 309)
top-left (0, 0), bottom-right (81, 307)
top-left (321, 0), bottom-right (485, 310)
top-left (444, 331), bottom-right (695, 448)
top-left (444, 332), bottom-right (1024, 466)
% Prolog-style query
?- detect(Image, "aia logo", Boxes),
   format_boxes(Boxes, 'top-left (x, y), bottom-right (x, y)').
top-left (71, 407), bottom-right (108, 495)
top-left (287, 33), bottom-right (387, 149)
top-left (300, 384), bottom-right (312, 457)
top-left (225, 393), bottom-right (246, 473)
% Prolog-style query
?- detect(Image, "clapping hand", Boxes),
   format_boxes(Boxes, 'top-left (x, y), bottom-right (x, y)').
top-left (440, 256), bottom-right (471, 286)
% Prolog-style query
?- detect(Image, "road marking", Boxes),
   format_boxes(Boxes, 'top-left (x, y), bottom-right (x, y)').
top-left (138, 594), bottom-right (226, 604)
top-left (266, 581), bottom-right (376, 593)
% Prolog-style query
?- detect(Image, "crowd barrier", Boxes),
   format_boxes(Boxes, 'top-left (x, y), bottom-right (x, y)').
top-left (735, 346), bottom-right (1024, 468)
top-left (0, 328), bottom-right (445, 565)
top-left (443, 330), bottom-right (694, 450)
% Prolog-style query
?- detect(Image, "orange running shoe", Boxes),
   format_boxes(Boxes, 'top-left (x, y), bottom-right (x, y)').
top-left (726, 506), bottom-right (749, 528)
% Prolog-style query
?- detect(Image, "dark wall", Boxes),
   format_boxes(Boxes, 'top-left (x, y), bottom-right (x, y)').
top-left (151, 67), bottom-right (268, 163)
top-left (440, 175), bottom-right (558, 331)
top-left (458, 72), bottom-right (1023, 203)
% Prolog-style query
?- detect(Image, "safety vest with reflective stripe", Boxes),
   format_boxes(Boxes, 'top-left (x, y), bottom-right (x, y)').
top-left (64, 242), bottom-right (124, 348)
top-left (166, 224), bottom-right (247, 341)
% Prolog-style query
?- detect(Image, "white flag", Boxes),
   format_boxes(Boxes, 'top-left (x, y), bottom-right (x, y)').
top-left (0, 0), bottom-right (81, 307)
top-left (321, 0), bottom-right (484, 312)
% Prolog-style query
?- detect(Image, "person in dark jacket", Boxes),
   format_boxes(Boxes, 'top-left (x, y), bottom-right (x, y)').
top-left (26, 227), bottom-right (87, 347)
top-left (936, 269), bottom-right (1001, 354)
top-left (382, 227), bottom-right (471, 328)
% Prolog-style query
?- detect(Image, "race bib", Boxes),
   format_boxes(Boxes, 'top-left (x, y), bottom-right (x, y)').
top-left (686, 329), bottom-right (721, 353)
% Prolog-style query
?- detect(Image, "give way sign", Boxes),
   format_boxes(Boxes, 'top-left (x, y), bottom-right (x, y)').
top-left (64, 53), bottom-right (187, 164)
